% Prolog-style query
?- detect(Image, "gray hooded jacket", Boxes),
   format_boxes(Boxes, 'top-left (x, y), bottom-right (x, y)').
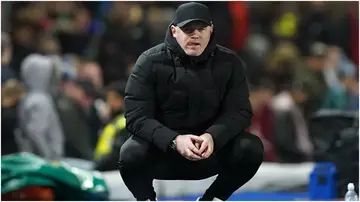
top-left (17, 54), bottom-right (64, 160)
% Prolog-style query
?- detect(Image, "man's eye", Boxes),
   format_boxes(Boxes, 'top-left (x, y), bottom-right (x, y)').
top-left (184, 29), bottom-right (193, 34)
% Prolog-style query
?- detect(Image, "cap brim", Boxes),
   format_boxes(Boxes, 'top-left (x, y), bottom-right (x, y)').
top-left (177, 19), bottom-right (211, 28)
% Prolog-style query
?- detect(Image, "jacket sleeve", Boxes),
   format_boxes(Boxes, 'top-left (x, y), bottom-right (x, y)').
top-left (124, 53), bottom-right (179, 152)
top-left (205, 55), bottom-right (253, 151)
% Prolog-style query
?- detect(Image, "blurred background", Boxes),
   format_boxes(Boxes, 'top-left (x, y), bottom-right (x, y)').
top-left (1, 1), bottom-right (359, 201)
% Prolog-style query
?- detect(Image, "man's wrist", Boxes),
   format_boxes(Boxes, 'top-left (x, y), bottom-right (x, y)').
top-left (170, 135), bottom-right (179, 150)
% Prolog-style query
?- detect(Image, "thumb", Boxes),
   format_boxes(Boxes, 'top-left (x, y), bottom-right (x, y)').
top-left (199, 140), bottom-right (208, 154)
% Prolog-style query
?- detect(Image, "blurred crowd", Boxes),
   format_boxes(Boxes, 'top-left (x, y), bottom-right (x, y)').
top-left (1, 1), bottom-right (359, 170)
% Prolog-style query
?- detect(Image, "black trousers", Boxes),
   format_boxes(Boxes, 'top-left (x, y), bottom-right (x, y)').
top-left (118, 131), bottom-right (264, 201)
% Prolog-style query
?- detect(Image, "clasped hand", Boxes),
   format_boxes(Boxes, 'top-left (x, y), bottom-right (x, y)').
top-left (174, 133), bottom-right (214, 161)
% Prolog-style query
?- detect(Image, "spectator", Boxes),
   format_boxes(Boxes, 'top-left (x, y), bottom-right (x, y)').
top-left (94, 81), bottom-right (128, 171)
top-left (270, 80), bottom-right (314, 163)
top-left (97, 2), bottom-right (151, 84)
top-left (294, 42), bottom-right (328, 118)
top-left (271, 2), bottom-right (299, 41)
top-left (17, 54), bottom-right (64, 160)
top-left (78, 60), bottom-right (103, 89)
top-left (324, 2), bottom-right (352, 58)
top-left (56, 77), bottom-right (98, 160)
top-left (55, 4), bottom-right (93, 55)
top-left (296, 2), bottom-right (328, 55)
top-left (77, 60), bottom-right (107, 144)
top-left (1, 32), bottom-right (16, 83)
top-left (322, 46), bottom-right (358, 110)
top-left (242, 33), bottom-right (271, 85)
top-left (37, 35), bottom-right (61, 55)
top-left (247, 80), bottom-right (277, 162)
top-left (10, 22), bottom-right (37, 74)
top-left (1, 79), bottom-right (26, 155)
top-left (267, 41), bottom-right (301, 93)
top-left (61, 53), bottom-right (81, 79)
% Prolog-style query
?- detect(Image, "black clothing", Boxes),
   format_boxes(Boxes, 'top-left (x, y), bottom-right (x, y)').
top-left (173, 2), bottom-right (212, 28)
top-left (94, 109), bottom-right (127, 171)
top-left (1, 105), bottom-right (20, 155)
top-left (54, 93), bottom-right (94, 160)
top-left (124, 25), bottom-right (253, 153)
top-left (121, 18), bottom-right (258, 200)
top-left (95, 128), bottom-right (128, 171)
top-left (119, 132), bottom-right (264, 201)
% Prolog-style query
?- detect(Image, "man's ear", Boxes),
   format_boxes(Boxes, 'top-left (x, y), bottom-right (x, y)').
top-left (210, 25), bottom-right (214, 34)
top-left (170, 25), bottom-right (177, 37)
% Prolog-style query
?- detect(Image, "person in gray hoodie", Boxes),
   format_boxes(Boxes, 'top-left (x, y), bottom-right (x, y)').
top-left (17, 54), bottom-right (64, 160)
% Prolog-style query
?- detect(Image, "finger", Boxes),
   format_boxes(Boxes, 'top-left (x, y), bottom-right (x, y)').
top-left (195, 142), bottom-right (201, 149)
top-left (189, 144), bottom-right (202, 156)
top-left (189, 135), bottom-right (203, 143)
top-left (188, 153), bottom-right (202, 161)
top-left (202, 146), bottom-right (213, 159)
top-left (187, 156), bottom-right (200, 161)
top-left (202, 150), bottom-right (211, 159)
top-left (199, 141), bottom-right (208, 154)
top-left (186, 148), bottom-right (202, 160)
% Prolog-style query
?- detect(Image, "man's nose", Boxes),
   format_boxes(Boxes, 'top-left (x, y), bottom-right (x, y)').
top-left (190, 30), bottom-right (201, 38)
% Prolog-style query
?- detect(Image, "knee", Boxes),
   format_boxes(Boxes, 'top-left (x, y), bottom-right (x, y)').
top-left (235, 132), bottom-right (264, 164)
top-left (118, 136), bottom-right (150, 169)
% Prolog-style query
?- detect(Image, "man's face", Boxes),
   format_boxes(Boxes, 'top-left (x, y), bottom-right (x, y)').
top-left (1, 47), bottom-right (12, 66)
top-left (106, 90), bottom-right (124, 112)
top-left (292, 90), bottom-right (308, 104)
top-left (171, 21), bottom-right (213, 56)
top-left (78, 62), bottom-right (103, 89)
top-left (63, 81), bottom-right (92, 108)
top-left (309, 56), bottom-right (326, 71)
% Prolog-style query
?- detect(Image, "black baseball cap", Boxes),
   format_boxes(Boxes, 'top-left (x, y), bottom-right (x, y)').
top-left (173, 2), bottom-right (212, 28)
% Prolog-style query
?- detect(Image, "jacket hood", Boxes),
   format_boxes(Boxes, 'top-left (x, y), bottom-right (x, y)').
top-left (20, 54), bottom-right (62, 93)
top-left (164, 22), bottom-right (217, 62)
